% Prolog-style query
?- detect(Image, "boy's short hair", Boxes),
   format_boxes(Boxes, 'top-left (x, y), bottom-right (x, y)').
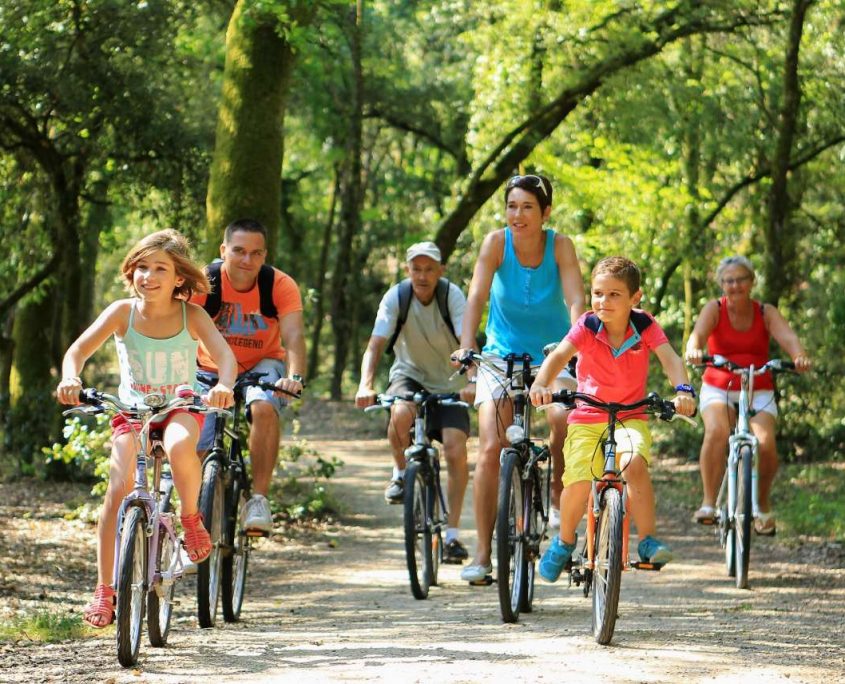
top-left (224, 218), bottom-right (267, 243)
top-left (592, 256), bottom-right (641, 294)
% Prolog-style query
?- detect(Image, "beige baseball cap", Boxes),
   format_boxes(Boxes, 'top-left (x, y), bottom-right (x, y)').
top-left (405, 241), bottom-right (442, 263)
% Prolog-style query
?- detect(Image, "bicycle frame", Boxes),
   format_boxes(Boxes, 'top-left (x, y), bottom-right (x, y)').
top-left (716, 366), bottom-right (760, 525)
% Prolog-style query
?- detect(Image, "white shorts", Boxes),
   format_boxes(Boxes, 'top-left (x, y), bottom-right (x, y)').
top-left (699, 382), bottom-right (778, 418)
top-left (475, 356), bottom-right (576, 407)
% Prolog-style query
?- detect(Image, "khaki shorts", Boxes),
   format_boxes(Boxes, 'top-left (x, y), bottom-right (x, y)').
top-left (474, 355), bottom-right (576, 407)
top-left (563, 420), bottom-right (651, 487)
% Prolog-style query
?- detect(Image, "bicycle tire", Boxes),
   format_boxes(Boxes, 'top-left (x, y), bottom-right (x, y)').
top-left (734, 444), bottom-right (753, 589)
top-left (521, 454), bottom-right (549, 613)
top-left (222, 473), bottom-right (249, 622)
top-left (197, 459), bottom-right (224, 627)
top-left (592, 487), bottom-right (623, 645)
top-left (404, 462), bottom-right (432, 599)
top-left (497, 448), bottom-right (528, 623)
top-left (429, 475), bottom-right (441, 588)
top-left (147, 524), bottom-right (176, 647)
top-left (116, 506), bottom-right (147, 668)
top-left (721, 497), bottom-right (736, 578)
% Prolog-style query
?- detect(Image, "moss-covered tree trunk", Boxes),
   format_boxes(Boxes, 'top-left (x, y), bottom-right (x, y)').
top-left (206, 1), bottom-right (314, 259)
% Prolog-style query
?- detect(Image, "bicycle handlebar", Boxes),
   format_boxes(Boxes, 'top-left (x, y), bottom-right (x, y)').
top-left (196, 369), bottom-right (301, 399)
top-left (547, 390), bottom-right (697, 425)
top-left (65, 386), bottom-right (231, 421)
top-left (364, 391), bottom-right (468, 413)
top-left (695, 355), bottom-right (796, 374)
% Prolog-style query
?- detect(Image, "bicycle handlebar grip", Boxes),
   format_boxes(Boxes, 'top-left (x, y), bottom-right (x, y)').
top-left (549, 389), bottom-right (575, 406)
top-left (79, 388), bottom-right (102, 405)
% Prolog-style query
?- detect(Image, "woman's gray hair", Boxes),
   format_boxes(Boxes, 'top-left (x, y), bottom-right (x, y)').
top-left (715, 255), bottom-right (755, 283)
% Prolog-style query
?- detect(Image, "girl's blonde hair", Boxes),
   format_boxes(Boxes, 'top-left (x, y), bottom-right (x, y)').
top-left (121, 229), bottom-right (210, 299)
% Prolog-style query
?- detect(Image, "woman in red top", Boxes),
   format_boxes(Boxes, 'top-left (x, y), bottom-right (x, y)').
top-left (685, 256), bottom-right (810, 535)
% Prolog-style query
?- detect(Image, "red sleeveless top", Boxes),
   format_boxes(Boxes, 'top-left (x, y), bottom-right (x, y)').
top-left (702, 297), bottom-right (773, 390)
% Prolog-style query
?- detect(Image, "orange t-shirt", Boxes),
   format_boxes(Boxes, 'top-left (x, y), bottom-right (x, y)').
top-left (192, 265), bottom-right (303, 373)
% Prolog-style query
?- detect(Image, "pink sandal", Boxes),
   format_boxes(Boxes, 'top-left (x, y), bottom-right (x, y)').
top-left (181, 512), bottom-right (212, 563)
top-left (83, 584), bottom-right (115, 628)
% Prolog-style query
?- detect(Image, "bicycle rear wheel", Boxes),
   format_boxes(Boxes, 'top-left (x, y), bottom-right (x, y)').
top-left (592, 487), bottom-right (623, 645)
top-left (497, 448), bottom-right (528, 623)
top-left (147, 524), bottom-right (176, 647)
top-left (197, 459), bottom-right (224, 627)
top-left (116, 506), bottom-right (147, 667)
top-left (404, 462), bottom-right (433, 599)
top-left (222, 474), bottom-right (249, 622)
top-left (734, 445), bottom-right (753, 589)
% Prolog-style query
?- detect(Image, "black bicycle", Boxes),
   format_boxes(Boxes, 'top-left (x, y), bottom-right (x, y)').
top-left (365, 391), bottom-right (468, 599)
top-left (457, 351), bottom-right (553, 623)
top-left (195, 370), bottom-right (297, 626)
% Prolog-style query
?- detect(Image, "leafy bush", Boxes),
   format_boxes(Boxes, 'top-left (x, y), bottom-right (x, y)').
top-left (42, 415), bottom-right (111, 496)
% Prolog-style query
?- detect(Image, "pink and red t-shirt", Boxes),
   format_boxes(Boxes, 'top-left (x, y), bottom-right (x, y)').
top-left (192, 265), bottom-right (302, 373)
top-left (565, 310), bottom-right (669, 424)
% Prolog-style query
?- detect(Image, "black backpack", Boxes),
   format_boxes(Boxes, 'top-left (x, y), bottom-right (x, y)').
top-left (386, 278), bottom-right (458, 355)
top-left (201, 259), bottom-right (278, 320)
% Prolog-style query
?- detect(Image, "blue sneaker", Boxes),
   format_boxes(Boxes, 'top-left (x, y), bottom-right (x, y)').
top-left (539, 535), bottom-right (577, 583)
top-left (638, 536), bottom-right (673, 564)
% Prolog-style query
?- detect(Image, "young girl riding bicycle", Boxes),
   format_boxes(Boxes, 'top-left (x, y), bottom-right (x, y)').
top-left (530, 256), bottom-right (696, 580)
top-left (55, 229), bottom-right (237, 628)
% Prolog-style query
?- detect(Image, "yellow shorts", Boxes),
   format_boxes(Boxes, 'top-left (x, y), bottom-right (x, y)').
top-left (563, 420), bottom-right (652, 487)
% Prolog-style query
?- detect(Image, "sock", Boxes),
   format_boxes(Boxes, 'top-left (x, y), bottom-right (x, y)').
top-left (445, 527), bottom-right (459, 544)
top-left (392, 467), bottom-right (405, 480)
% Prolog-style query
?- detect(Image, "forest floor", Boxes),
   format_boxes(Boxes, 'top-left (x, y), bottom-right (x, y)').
top-left (1, 401), bottom-right (844, 683)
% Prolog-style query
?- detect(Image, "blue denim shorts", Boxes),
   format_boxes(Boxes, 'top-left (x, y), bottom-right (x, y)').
top-left (196, 358), bottom-right (287, 451)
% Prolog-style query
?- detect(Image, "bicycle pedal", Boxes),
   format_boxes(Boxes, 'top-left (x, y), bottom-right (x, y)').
top-left (245, 529), bottom-right (270, 538)
top-left (630, 561), bottom-right (664, 571)
top-left (469, 575), bottom-right (495, 586)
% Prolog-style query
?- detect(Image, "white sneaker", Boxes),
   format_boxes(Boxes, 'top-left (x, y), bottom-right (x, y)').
top-left (549, 507), bottom-right (561, 529)
top-left (243, 494), bottom-right (273, 533)
top-left (460, 563), bottom-right (493, 582)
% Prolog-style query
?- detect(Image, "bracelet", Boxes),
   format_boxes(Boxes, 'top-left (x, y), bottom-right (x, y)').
top-left (674, 383), bottom-right (696, 398)
top-left (290, 373), bottom-right (306, 388)
top-left (62, 376), bottom-right (82, 385)
top-left (466, 379), bottom-right (477, 384)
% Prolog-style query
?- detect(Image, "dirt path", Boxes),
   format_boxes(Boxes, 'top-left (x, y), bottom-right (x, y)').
top-left (2, 437), bottom-right (844, 683)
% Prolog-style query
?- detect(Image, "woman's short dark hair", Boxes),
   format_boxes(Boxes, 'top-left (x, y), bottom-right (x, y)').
top-left (504, 174), bottom-right (553, 211)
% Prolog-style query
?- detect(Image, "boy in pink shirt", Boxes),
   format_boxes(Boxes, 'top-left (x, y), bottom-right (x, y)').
top-left (530, 256), bottom-right (696, 580)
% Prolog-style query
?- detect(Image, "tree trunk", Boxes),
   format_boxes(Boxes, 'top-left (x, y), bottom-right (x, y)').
top-left (307, 166), bottom-right (340, 382)
top-left (763, 0), bottom-right (813, 306)
top-left (329, 2), bottom-right (365, 400)
top-left (206, 1), bottom-right (314, 259)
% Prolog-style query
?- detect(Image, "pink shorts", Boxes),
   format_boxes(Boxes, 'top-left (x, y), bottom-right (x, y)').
top-left (111, 410), bottom-right (205, 438)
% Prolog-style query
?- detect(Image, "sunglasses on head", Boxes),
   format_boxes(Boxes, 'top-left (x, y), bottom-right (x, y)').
top-left (507, 174), bottom-right (549, 197)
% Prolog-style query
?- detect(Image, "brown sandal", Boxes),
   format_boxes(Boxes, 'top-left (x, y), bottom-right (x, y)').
top-left (181, 512), bottom-right (212, 563)
top-left (83, 584), bottom-right (115, 628)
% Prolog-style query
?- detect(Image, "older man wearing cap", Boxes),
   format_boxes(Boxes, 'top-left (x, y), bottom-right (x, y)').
top-left (355, 241), bottom-right (474, 564)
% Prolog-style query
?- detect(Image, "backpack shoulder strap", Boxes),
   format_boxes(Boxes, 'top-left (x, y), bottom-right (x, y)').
top-left (386, 279), bottom-right (413, 355)
top-left (203, 260), bottom-right (223, 319)
top-left (435, 278), bottom-right (458, 342)
top-left (258, 265), bottom-right (278, 319)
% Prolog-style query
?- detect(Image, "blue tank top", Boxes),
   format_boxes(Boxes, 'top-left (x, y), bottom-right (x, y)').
top-left (483, 228), bottom-right (571, 362)
top-left (115, 300), bottom-right (199, 407)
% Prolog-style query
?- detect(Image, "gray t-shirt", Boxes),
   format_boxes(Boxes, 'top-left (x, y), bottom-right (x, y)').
top-left (372, 282), bottom-right (467, 393)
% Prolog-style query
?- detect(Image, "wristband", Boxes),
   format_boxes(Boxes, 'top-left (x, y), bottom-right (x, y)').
top-left (675, 383), bottom-right (696, 398)
top-left (62, 376), bottom-right (82, 385)
top-left (291, 373), bottom-right (306, 388)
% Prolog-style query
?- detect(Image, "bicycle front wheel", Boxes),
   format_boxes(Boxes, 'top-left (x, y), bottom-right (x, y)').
top-left (497, 448), bottom-right (528, 624)
top-left (221, 474), bottom-right (249, 622)
top-left (404, 462), bottom-right (433, 599)
top-left (592, 487), bottom-right (623, 645)
top-left (147, 524), bottom-right (176, 647)
top-left (116, 506), bottom-right (147, 668)
top-left (734, 445), bottom-right (753, 589)
top-left (197, 459), bottom-right (224, 627)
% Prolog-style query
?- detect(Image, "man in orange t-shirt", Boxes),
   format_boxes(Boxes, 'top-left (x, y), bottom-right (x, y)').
top-left (192, 218), bottom-right (306, 534)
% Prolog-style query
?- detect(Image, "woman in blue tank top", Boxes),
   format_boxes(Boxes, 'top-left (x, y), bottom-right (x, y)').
top-left (452, 174), bottom-right (586, 581)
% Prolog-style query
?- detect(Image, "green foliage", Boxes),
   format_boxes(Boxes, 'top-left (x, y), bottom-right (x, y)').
top-left (42, 414), bottom-right (111, 495)
top-left (772, 462), bottom-right (845, 540)
top-left (272, 431), bottom-right (343, 520)
top-left (0, 609), bottom-right (86, 643)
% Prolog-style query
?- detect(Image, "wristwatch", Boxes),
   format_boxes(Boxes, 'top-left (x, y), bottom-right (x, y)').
top-left (674, 383), bottom-right (696, 398)
top-left (291, 373), bottom-right (306, 388)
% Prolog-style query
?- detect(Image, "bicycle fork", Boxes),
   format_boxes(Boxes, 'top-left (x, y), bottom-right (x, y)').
top-left (723, 434), bottom-right (759, 523)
